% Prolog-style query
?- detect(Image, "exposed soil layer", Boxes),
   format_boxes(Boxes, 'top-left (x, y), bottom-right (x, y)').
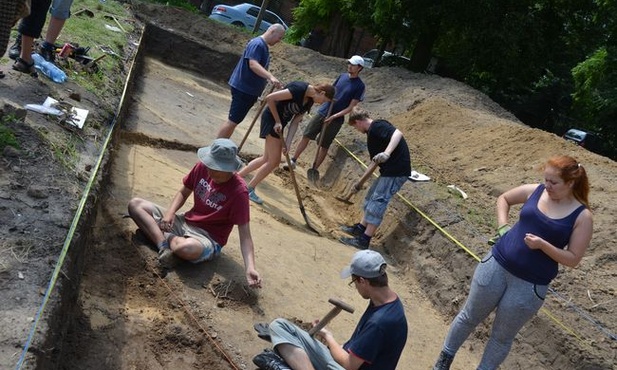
top-left (0, 2), bottom-right (615, 369)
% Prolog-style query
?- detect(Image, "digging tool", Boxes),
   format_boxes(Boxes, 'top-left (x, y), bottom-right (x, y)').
top-left (308, 298), bottom-right (355, 336)
top-left (238, 85), bottom-right (275, 152)
top-left (307, 100), bottom-right (336, 184)
top-left (282, 125), bottom-right (320, 234)
top-left (335, 161), bottom-right (379, 204)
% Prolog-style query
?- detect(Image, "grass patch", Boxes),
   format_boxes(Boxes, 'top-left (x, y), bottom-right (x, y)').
top-left (0, 116), bottom-right (20, 151)
top-left (47, 132), bottom-right (82, 170)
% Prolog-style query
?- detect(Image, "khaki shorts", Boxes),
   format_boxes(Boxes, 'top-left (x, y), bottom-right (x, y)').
top-left (152, 205), bottom-right (222, 263)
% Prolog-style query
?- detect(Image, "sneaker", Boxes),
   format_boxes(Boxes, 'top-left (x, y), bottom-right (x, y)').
top-left (252, 349), bottom-right (291, 370)
top-left (340, 223), bottom-right (365, 237)
top-left (433, 350), bottom-right (454, 370)
top-left (282, 158), bottom-right (296, 171)
top-left (158, 248), bottom-right (181, 269)
top-left (38, 42), bottom-right (56, 63)
top-left (248, 187), bottom-right (264, 205)
top-left (339, 235), bottom-right (369, 250)
top-left (8, 35), bottom-right (21, 60)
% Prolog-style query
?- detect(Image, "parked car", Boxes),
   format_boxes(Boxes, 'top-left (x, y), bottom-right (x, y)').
top-left (208, 3), bottom-right (288, 34)
top-left (362, 49), bottom-right (410, 68)
top-left (563, 128), bottom-right (604, 153)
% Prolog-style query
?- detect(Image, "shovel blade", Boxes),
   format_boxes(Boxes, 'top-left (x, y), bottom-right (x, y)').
top-left (307, 168), bottom-right (319, 184)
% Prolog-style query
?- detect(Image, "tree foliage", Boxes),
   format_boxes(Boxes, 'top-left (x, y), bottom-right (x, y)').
top-left (290, 0), bottom-right (616, 158)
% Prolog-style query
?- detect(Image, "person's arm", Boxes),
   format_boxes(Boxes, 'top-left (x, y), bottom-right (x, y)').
top-left (237, 222), bottom-right (262, 288)
top-left (160, 186), bottom-right (192, 231)
top-left (372, 129), bottom-right (403, 164)
top-left (265, 88), bottom-right (292, 134)
top-left (325, 98), bottom-right (360, 123)
top-left (318, 328), bottom-right (365, 370)
top-left (248, 59), bottom-right (281, 88)
top-left (525, 209), bottom-right (593, 267)
top-left (495, 184), bottom-right (538, 228)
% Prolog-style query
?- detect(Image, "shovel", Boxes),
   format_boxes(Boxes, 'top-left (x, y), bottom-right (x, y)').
top-left (335, 161), bottom-right (378, 204)
top-left (282, 126), bottom-right (320, 234)
top-left (307, 100), bottom-right (335, 184)
top-left (238, 85), bottom-right (275, 152)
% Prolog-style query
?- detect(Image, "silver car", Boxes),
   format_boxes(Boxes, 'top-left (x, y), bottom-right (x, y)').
top-left (208, 3), bottom-right (288, 34)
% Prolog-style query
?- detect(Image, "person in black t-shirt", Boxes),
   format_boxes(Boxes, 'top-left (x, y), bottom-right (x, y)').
top-left (339, 107), bottom-right (411, 249)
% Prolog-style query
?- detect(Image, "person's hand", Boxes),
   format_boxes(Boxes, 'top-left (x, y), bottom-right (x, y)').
top-left (274, 122), bottom-right (282, 134)
top-left (269, 76), bottom-right (282, 89)
top-left (159, 216), bottom-right (174, 232)
top-left (311, 319), bottom-right (333, 341)
top-left (488, 224), bottom-right (510, 245)
top-left (246, 268), bottom-right (262, 288)
top-left (372, 152), bottom-right (390, 164)
top-left (324, 115), bottom-right (334, 124)
top-left (524, 233), bottom-right (544, 250)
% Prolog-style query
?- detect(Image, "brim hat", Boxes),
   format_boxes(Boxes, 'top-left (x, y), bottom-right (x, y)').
top-left (340, 250), bottom-right (387, 279)
top-left (197, 138), bottom-right (243, 172)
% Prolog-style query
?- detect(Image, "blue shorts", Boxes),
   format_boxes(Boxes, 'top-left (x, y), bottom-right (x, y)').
top-left (228, 87), bottom-right (259, 125)
top-left (50, 0), bottom-right (73, 20)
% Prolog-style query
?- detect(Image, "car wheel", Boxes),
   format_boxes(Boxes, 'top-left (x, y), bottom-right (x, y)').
top-left (231, 21), bottom-right (245, 29)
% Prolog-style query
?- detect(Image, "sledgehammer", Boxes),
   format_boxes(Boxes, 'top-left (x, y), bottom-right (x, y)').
top-left (308, 298), bottom-right (355, 336)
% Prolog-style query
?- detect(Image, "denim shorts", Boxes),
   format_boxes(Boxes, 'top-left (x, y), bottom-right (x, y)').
top-left (228, 87), bottom-right (259, 125)
top-left (50, 0), bottom-right (74, 19)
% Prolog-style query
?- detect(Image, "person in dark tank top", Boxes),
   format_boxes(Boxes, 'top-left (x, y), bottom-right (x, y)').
top-left (433, 155), bottom-right (593, 370)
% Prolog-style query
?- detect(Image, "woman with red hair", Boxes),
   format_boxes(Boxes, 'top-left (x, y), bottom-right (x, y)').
top-left (434, 155), bottom-right (593, 370)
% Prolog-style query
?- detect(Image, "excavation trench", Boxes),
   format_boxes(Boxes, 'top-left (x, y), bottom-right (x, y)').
top-left (29, 14), bottom-right (613, 370)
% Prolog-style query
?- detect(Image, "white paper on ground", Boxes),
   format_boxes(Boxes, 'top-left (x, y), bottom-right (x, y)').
top-left (409, 170), bottom-right (431, 182)
top-left (42, 97), bottom-right (89, 129)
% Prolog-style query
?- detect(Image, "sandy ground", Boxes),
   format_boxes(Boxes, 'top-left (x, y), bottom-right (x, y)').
top-left (0, 2), bottom-right (615, 369)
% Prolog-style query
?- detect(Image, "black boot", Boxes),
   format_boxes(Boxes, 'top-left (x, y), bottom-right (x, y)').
top-left (433, 350), bottom-right (454, 370)
top-left (8, 34), bottom-right (22, 60)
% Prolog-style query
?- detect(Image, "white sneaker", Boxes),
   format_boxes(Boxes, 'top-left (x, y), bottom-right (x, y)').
top-left (283, 159), bottom-right (296, 171)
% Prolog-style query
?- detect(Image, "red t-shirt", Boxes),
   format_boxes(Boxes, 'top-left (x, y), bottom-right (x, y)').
top-left (182, 162), bottom-right (250, 246)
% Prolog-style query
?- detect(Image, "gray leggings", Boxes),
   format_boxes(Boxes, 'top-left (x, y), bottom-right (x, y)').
top-left (443, 253), bottom-right (548, 370)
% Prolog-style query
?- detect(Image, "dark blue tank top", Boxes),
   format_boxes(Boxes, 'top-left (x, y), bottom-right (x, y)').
top-left (492, 184), bottom-right (586, 284)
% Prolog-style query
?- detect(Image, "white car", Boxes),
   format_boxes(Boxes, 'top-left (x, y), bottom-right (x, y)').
top-left (208, 3), bottom-right (288, 34)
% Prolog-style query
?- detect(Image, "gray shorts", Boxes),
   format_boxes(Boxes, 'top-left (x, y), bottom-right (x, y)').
top-left (269, 318), bottom-right (344, 370)
top-left (152, 205), bottom-right (222, 263)
top-left (301, 113), bottom-right (345, 149)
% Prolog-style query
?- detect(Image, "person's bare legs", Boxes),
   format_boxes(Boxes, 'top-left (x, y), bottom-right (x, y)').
top-left (217, 120), bottom-right (237, 139)
top-left (127, 198), bottom-right (166, 246)
top-left (246, 135), bottom-right (282, 188)
top-left (44, 16), bottom-right (65, 44)
top-left (276, 343), bottom-right (316, 370)
top-left (362, 222), bottom-right (378, 237)
top-left (238, 155), bottom-right (267, 178)
top-left (167, 235), bottom-right (203, 260)
top-left (290, 136), bottom-right (311, 162)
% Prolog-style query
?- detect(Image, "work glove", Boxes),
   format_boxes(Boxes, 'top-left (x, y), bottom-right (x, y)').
top-left (372, 152), bottom-right (390, 164)
top-left (488, 224), bottom-right (511, 246)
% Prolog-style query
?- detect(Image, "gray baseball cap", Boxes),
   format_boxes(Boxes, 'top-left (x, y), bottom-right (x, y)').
top-left (340, 250), bottom-right (387, 279)
top-left (197, 138), bottom-right (243, 172)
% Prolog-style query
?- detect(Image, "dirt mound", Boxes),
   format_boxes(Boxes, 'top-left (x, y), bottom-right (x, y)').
top-left (1, 2), bottom-right (615, 369)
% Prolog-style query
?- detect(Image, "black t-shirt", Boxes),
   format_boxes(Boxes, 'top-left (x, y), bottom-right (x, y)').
top-left (367, 119), bottom-right (411, 177)
top-left (260, 81), bottom-right (313, 138)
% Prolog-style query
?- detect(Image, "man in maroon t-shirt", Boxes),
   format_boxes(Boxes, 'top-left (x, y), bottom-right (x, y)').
top-left (128, 139), bottom-right (261, 288)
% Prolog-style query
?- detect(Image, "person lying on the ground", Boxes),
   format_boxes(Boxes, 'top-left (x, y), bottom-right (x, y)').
top-left (339, 107), bottom-right (411, 250)
top-left (238, 81), bottom-right (334, 204)
top-left (252, 249), bottom-right (408, 370)
top-left (217, 23), bottom-right (286, 139)
top-left (127, 138), bottom-right (261, 288)
top-left (284, 55), bottom-right (365, 173)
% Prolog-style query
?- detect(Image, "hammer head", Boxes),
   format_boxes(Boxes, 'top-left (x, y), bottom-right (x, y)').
top-left (328, 297), bottom-right (355, 314)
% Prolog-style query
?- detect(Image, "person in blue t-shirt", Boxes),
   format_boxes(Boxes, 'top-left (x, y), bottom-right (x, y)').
top-left (253, 250), bottom-right (408, 370)
top-left (237, 81), bottom-right (334, 204)
top-left (284, 55), bottom-right (366, 173)
top-left (339, 107), bottom-right (411, 250)
top-left (433, 155), bottom-right (593, 370)
top-left (217, 24), bottom-right (286, 139)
